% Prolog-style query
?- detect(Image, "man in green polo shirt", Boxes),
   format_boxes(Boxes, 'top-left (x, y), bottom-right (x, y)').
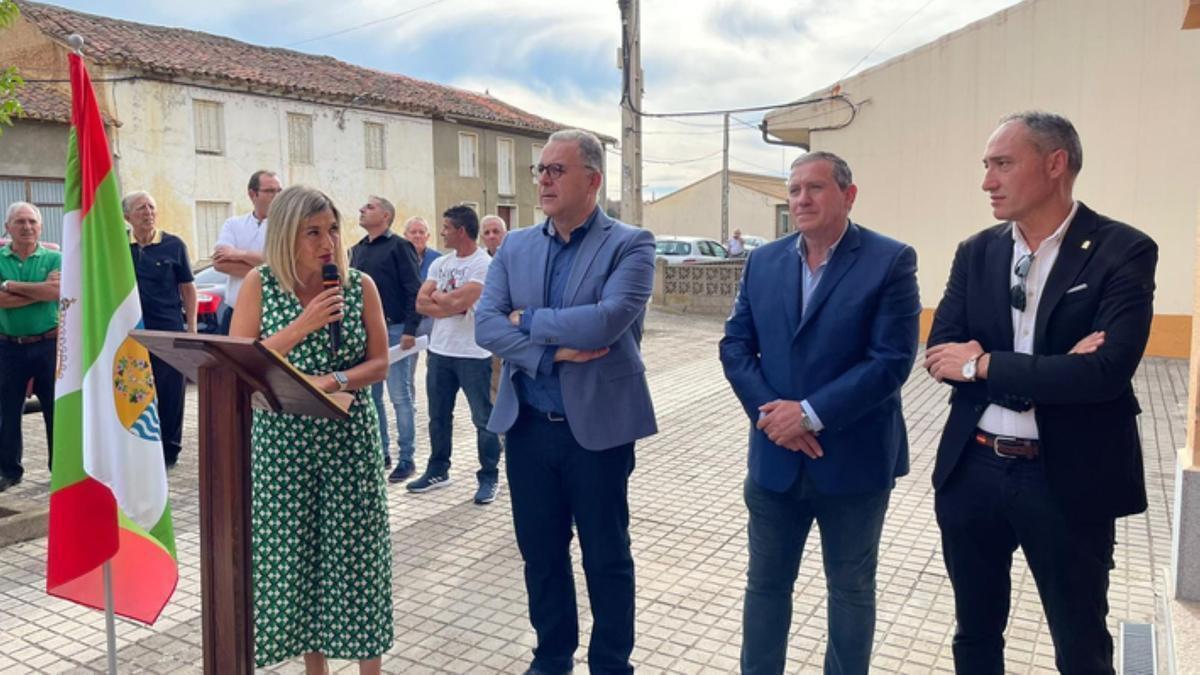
top-left (0, 202), bottom-right (61, 491)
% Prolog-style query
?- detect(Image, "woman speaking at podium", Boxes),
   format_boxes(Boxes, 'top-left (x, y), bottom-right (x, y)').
top-left (230, 186), bottom-right (393, 674)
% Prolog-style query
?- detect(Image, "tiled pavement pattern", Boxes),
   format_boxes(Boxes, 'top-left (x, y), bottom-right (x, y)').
top-left (0, 308), bottom-right (1185, 674)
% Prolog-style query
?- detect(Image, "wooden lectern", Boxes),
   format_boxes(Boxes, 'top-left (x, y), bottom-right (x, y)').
top-left (130, 330), bottom-right (350, 674)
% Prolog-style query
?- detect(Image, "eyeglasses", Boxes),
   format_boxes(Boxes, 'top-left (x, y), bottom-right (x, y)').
top-left (1010, 253), bottom-right (1033, 311)
top-left (530, 163), bottom-right (594, 179)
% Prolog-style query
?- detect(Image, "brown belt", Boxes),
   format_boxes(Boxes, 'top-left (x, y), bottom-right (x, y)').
top-left (0, 328), bottom-right (58, 345)
top-left (974, 429), bottom-right (1040, 460)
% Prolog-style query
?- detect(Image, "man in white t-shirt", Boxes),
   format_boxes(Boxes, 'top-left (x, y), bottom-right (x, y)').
top-left (409, 205), bottom-right (502, 504)
top-left (212, 170), bottom-right (281, 333)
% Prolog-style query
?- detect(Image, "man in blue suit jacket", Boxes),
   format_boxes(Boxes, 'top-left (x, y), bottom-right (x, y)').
top-left (476, 129), bottom-right (657, 675)
top-left (720, 151), bottom-right (920, 674)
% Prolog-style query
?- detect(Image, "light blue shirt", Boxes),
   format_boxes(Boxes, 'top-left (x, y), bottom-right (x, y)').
top-left (793, 223), bottom-right (849, 433)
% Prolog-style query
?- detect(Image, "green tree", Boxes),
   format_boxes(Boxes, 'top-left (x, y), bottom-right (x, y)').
top-left (0, 0), bottom-right (24, 137)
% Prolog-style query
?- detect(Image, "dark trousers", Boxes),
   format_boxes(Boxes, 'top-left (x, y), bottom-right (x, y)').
top-left (150, 353), bottom-right (185, 466)
top-left (217, 305), bottom-right (233, 335)
top-left (935, 442), bottom-right (1116, 675)
top-left (506, 407), bottom-right (636, 675)
top-left (741, 476), bottom-right (891, 675)
top-left (425, 352), bottom-right (501, 483)
top-left (0, 340), bottom-right (56, 479)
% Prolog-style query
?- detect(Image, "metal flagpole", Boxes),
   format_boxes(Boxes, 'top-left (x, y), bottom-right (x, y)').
top-left (66, 31), bottom-right (117, 675)
top-left (102, 561), bottom-right (117, 675)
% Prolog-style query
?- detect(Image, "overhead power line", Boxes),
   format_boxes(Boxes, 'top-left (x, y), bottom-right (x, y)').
top-left (285, 0), bottom-right (451, 47)
top-left (837, 0), bottom-right (939, 80)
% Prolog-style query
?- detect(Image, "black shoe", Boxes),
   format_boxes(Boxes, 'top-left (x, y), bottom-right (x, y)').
top-left (388, 460), bottom-right (415, 484)
top-left (383, 453), bottom-right (392, 469)
top-left (0, 475), bottom-right (21, 492)
top-left (406, 472), bottom-right (451, 493)
top-left (522, 668), bottom-right (572, 675)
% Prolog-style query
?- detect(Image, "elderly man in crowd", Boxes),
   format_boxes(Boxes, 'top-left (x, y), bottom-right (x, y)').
top-left (481, 214), bottom-right (508, 257)
top-left (125, 191), bottom-right (197, 468)
top-left (0, 202), bottom-right (61, 490)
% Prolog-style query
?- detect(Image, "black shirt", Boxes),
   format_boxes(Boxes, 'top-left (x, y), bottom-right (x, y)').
top-left (129, 230), bottom-right (194, 331)
top-left (350, 230), bottom-right (422, 335)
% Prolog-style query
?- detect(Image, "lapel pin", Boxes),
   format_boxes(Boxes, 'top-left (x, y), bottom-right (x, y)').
top-left (1081, 240), bottom-right (1091, 250)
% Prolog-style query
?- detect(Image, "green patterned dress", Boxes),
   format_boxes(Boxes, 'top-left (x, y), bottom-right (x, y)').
top-left (251, 266), bottom-right (393, 666)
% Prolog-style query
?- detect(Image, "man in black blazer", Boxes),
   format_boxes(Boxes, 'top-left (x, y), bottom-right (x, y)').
top-left (924, 111), bottom-right (1157, 675)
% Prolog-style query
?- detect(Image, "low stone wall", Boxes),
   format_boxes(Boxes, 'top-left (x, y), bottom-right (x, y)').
top-left (652, 258), bottom-right (744, 315)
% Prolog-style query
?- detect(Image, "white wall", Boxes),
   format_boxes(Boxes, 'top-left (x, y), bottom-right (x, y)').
top-left (107, 79), bottom-right (437, 257)
top-left (644, 173), bottom-right (783, 241)
top-left (767, 0), bottom-right (1200, 316)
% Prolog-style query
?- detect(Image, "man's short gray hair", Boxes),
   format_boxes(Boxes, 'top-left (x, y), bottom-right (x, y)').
top-left (548, 128), bottom-right (604, 173)
top-left (5, 201), bottom-right (42, 225)
top-left (480, 214), bottom-right (507, 230)
top-left (999, 111), bottom-right (1083, 175)
top-left (403, 215), bottom-right (428, 231)
top-left (368, 195), bottom-right (396, 225)
top-left (121, 190), bottom-right (154, 215)
top-left (789, 151), bottom-right (854, 190)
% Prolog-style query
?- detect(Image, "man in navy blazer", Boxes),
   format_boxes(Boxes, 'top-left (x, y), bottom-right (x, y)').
top-left (475, 129), bottom-right (657, 675)
top-left (720, 151), bottom-right (920, 674)
top-left (924, 112), bottom-right (1157, 674)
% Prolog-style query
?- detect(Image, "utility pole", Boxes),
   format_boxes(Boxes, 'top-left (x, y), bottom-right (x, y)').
top-left (618, 0), bottom-right (643, 226)
top-left (721, 112), bottom-right (730, 244)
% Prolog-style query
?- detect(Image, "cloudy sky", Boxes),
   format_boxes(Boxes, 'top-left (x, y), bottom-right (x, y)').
top-left (38, 0), bottom-right (1023, 200)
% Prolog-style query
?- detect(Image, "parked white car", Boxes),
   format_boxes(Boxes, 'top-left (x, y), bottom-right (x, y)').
top-left (742, 235), bottom-right (769, 250)
top-left (654, 236), bottom-right (730, 265)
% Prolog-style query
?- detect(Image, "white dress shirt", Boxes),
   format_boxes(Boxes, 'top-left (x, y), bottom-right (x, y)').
top-left (978, 201), bottom-right (1079, 439)
top-left (214, 212), bottom-right (267, 308)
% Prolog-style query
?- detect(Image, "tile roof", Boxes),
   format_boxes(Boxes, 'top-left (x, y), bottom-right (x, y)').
top-left (10, 81), bottom-right (71, 124)
top-left (15, 1), bottom-right (613, 141)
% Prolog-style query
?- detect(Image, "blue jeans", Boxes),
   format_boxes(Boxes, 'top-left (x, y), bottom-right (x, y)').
top-left (425, 352), bottom-right (501, 483)
top-left (742, 476), bottom-right (890, 675)
top-left (370, 324), bottom-right (417, 464)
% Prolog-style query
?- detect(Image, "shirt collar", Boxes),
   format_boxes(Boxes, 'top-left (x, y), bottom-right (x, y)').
top-left (129, 228), bottom-right (164, 245)
top-left (543, 206), bottom-right (600, 241)
top-left (363, 229), bottom-right (394, 245)
top-left (0, 243), bottom-right (47, 258)
top-left (1012, 201), bottom-right (1077, 249)
top-left (795, 220), bottom-right (850, 263)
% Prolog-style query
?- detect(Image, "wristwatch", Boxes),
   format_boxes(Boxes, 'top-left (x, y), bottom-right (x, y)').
top-left (0, 280), bottom-right (9, 293)
top-left (799, 409), bottom-right (817, 434)
top-left (332, 371), bottom-right (349, 391)
top-left (961, 355), bottom-right (980, 382)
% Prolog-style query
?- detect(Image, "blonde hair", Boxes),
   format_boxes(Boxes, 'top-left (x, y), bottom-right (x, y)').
top-left (263, 185), bottom-right (347, 295)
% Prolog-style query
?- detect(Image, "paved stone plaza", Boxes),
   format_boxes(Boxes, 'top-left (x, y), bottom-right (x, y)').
top-left (0, 308), bottom-right (1186, 673)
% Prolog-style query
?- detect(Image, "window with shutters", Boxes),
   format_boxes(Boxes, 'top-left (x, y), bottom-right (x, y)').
top-left (288, 113), bottom-right (314, 165)
top-left (364, 122), bottom-right (386, 169)
top-left (458, 132), bottom-right (479, 178)
top-left (497, 137), bottom-right (515, 195)
top-left (193, 100), bottom-right (225, 155)
top-left (194, 201), bottom-right (231, 262)
top-left (0, 177), bottom-right (65, 244)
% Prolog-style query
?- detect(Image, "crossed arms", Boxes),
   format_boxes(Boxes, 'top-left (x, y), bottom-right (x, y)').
top-left (474, 228), bottom-right (656, 375)
top-left (0, 271), bottom-right (60, 309)
top-left (925, 234), bottom-right (1157, 404)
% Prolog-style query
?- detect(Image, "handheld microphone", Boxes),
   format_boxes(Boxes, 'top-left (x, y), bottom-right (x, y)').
top-left (321, 263), bottom-right (341, 355)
